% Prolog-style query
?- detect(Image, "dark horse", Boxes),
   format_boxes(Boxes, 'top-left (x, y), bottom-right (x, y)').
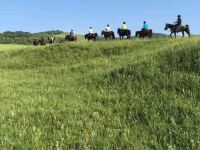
top-left (84, 33), bottom-right (98, 41)
top-left (101, 31), bottom-right (115, 40)
top-left (164, 23), bottom-right (191, 38)
top-left (33, 38), bottom-right (46, 46)
top-left (135, 29), bottom-right (153, 39)
top-left (117, 28), bottom-right (131, 40)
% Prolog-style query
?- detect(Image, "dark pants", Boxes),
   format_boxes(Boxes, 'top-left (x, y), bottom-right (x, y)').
top-left (175, 24), bottom-right (181, 32)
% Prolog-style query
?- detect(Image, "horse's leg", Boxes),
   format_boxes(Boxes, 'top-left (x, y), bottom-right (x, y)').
top-left (182, 31), bottom-right (185, 37)
top-left (170, 32), bottom-right (173, 38)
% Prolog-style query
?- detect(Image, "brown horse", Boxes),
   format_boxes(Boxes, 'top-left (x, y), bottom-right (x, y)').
top-left (164, 23), bottom-right (191, 38)
top-left (135, 29), bottom-right (153, 39)
top-left (65, 35), bottom-right (78, 41)
top-left (101, 31), bottom-right (115, 40)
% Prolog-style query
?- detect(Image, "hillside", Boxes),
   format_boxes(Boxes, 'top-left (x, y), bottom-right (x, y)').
top-left (0, 30), bottom-right (64, 44)
top-left (0, 38), bottom-right (199, 149)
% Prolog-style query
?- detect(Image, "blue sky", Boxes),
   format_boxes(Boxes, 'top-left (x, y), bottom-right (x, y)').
top-left (0, 0), bottom-right (199, 34)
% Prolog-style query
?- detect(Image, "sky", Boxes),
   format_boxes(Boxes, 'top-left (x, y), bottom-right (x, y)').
top-left (0, 0), bottom-right (200, 34)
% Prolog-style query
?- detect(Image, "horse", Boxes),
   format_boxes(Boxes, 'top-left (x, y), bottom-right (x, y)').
top-left (38, 38), bottom-right (46, 45)
top-left (65, 35), bottom-right (78, 41)
top-left (117, 28), bottom-right (131, 40)
top-left (135, 29), bottom-right (153, 39)
top-left (164, 23), bottom-right (191, 38)
top-left (84, 33), bottom-right (98, 41)
top-left (33, 39), bottom-right (39, 46)
top-left (101, 31), bottom-right (115, 40)
top-left (32, 38), bottom-right (46, 46)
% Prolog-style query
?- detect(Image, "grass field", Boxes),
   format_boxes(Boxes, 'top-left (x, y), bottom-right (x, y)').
top-left (0, 38), bottom-right (199, 149)
top-left (0, 44), bottom-right (30, 51)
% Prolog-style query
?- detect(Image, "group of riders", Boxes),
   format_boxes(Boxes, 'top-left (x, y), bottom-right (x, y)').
top-left (33, 15), bottom-right (189, 45)
top-left (84, 15), bottom-right (186, 40)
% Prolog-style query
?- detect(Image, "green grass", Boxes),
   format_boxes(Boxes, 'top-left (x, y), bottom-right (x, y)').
top-left (0, 38), bottom-right (199, 149)
top-left (0, 44), bottom-right (30, 51)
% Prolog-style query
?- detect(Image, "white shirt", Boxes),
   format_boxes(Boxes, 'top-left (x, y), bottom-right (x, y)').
top-left (89, 29), bottom-right (94, 34)
top-left (105, 26), bottom-right (111, 32)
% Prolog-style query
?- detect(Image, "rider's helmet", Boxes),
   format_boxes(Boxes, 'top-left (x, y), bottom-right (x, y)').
top-left (123, 22), bottom-right (126, 24)
top-left (71, 30), bottom-right (73, 32)
top-left (107, 24), bottom-right (109, 27)
top-left (144, 21), bottom-right (146, 24)
top-left (178, 15), bottom-right (181, 18)
top-left (90, 27), bottom-right (92, 29)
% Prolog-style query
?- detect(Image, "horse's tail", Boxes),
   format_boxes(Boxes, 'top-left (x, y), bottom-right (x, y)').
top-left (186, 25), bottom-right (191, 37)
top-left (149, 29), bottom-right (153, 38)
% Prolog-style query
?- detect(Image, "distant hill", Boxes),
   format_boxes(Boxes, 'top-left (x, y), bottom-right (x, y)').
top-left (153, 33), bottom-right (168, 37)
top-left (0, 30), bottom-right (64, 44)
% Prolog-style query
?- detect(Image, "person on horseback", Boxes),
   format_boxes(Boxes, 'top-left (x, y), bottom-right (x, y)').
top-left (174, 15), bottom-right (182, 31)
top-left (143, 21), bottom-right (149, 30)
top-left (105, 24), bottom-right (111, 32)
top-left (121, 22), bottom-right (127, 30)
top-left (70, 30), bottom-right (74, 38)
top-left (89, 27), bottom-right (94, 35)
top-left (48, 34), bottom-right (54, 44)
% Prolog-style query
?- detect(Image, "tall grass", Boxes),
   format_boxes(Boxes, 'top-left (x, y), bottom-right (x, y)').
top-left (0, 38), bottom-right (199, 149)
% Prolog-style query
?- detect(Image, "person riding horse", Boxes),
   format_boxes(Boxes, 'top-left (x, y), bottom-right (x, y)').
top-left (164, 15), bottom-right (191, 38)
top-left (64, 30), bottom-right (77, 41)
top-left (70, 30), bottom-right (74, 38)
top-left (105, 24), bottom-right (111, 32)
top-left (85, 27), bottom-right (98, 41)
top-left (48, 34), bottom-right (55, 44)
top-left (118, 22), bottom-right (131, 39)
top-left (121, 22), bottom-right (127, 30)
top-left (142, 21), bottom-right (149, 31)
top-left (174, 15), bottom-right (182, 31)
top-left (101, 24), bottom-right (115, 40)
top-left (89, 27), bottom-right (94, 35)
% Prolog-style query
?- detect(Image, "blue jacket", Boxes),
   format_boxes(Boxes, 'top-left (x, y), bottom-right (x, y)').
top-left (143, 23), bottom-right (149, 30)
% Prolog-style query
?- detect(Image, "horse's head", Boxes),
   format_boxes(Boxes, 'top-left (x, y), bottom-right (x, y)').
top-left (84, 34), bottom-right (87, 39)
top-left (101, 31), bottom-right (104, 36)
top-left (117, 28), bottom-right (120, 34)
top-left (164, 23), bottom-right (169, 30)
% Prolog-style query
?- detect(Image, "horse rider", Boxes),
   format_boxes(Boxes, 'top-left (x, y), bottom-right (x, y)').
top-left (121, 22), bottom-right (127, 30)
top-left (174, 15), bottom-right (182, 31)
top-left (105, 24), bottom-right (111, 32)
top-left (142, 21), bottom-right (149, 31)
top-left (89, 27), bottom-right (94, 35)
top-left (70, 30), bottom-right (74, 38)
top-left (49, 34), bottom-right (54, 43)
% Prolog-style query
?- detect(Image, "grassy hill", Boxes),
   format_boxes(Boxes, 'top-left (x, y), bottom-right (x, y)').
top-left (0, 38), bottom-right (199, 149)
top-left (0, 30), bottom-right (64, 45)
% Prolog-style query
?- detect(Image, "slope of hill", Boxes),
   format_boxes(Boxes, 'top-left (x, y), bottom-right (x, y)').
top-left (0, 38), bottom-right (199, 149)
top-left (0, 30), bottom-right (64, 44)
